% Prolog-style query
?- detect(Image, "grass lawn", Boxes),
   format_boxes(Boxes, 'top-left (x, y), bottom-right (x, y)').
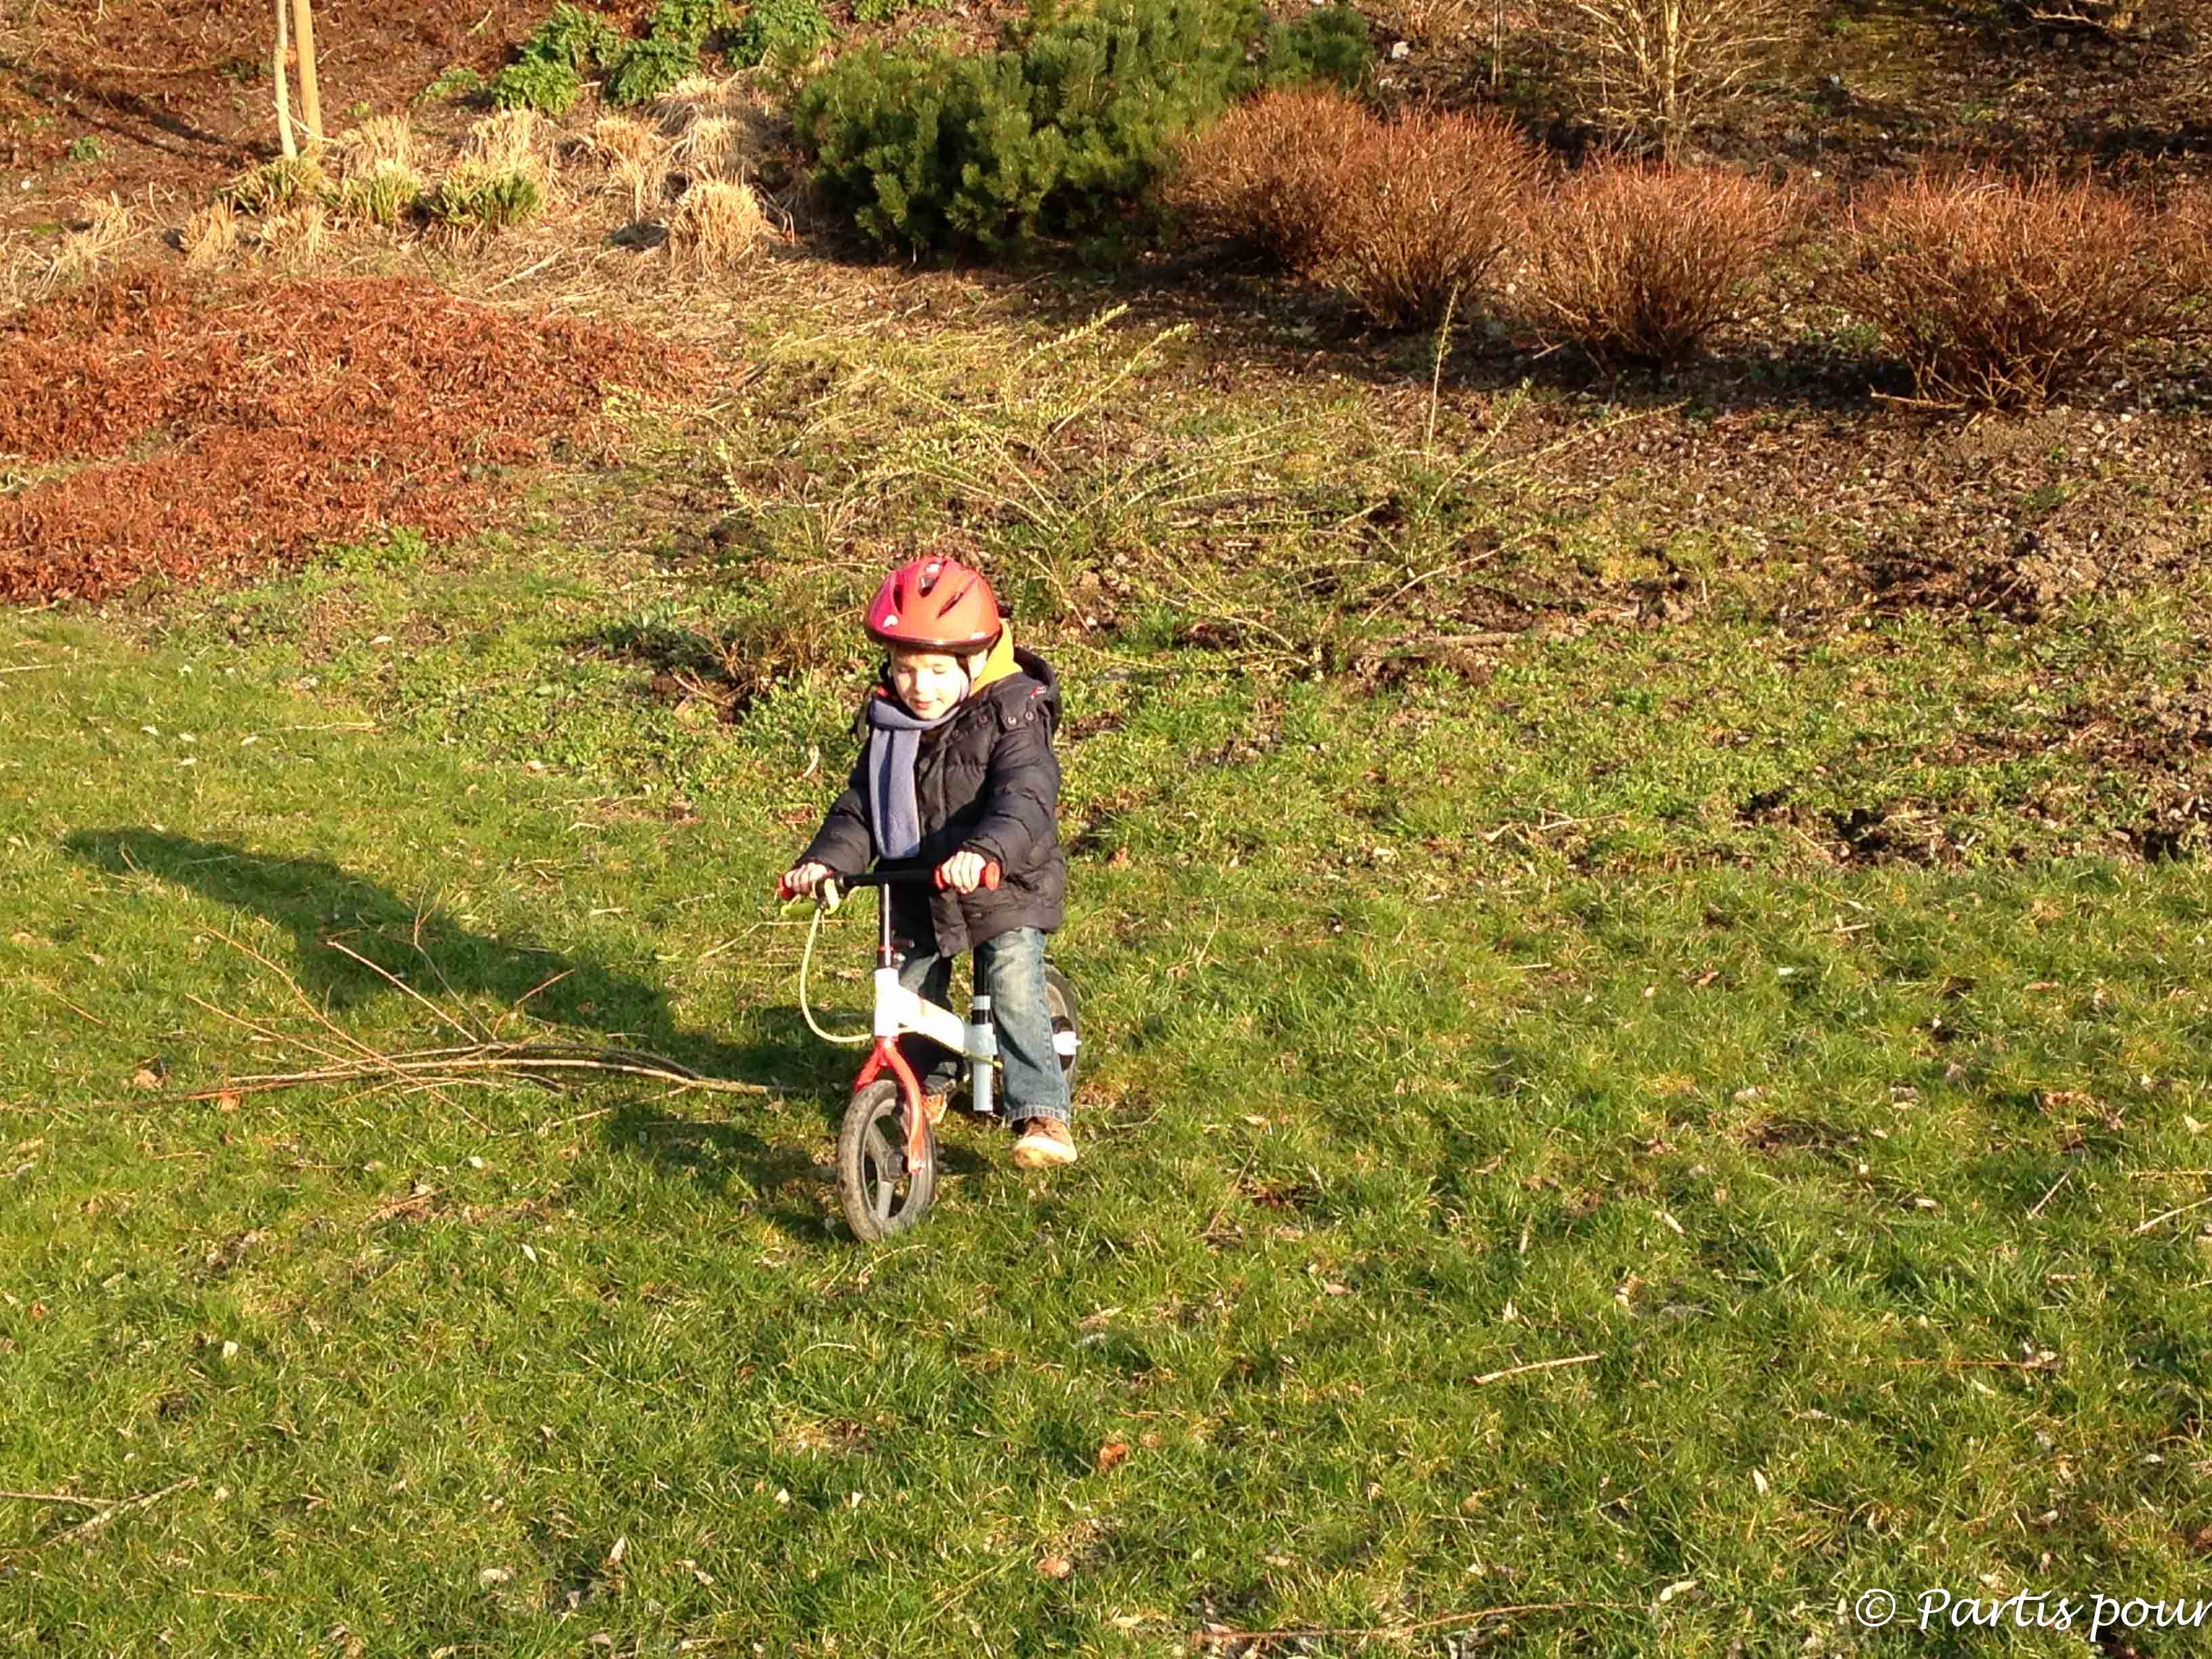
top-left (3, 294), bottom-right (2211, 1657)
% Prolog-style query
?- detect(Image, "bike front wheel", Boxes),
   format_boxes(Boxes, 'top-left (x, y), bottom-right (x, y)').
top-left (837, 1078), bottom-right (937, 1242)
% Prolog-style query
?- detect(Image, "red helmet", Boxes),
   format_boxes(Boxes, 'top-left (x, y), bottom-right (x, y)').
top-left (864, 556), bottom-right (1002, 651)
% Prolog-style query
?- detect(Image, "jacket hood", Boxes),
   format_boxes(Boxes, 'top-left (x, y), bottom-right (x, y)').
top-left (989, 644), bottom-right (1061, 738)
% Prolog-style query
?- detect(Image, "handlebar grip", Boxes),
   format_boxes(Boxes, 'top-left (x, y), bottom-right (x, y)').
top-left (933, 858), bottom-right (1005, 891)
top-left (777, 877), bottom-right (796, 901)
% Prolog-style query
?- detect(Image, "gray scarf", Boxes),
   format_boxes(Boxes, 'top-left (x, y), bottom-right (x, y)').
top-left (864, 693), bottom-right (958, 861)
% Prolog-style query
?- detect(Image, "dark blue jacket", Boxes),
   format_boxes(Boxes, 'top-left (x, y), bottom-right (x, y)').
top-left (801, 646), bottom-right (1065, 955)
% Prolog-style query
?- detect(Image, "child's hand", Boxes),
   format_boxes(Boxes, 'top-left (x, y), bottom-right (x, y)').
top-left (936, 850), bottom-right (988, 895)
top-left (782, 861), bottom-right (834, 898)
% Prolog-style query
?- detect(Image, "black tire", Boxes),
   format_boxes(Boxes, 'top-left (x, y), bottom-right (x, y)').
top-left (1044, 964), bottom-right (1081, 1094)
top-left (836, 1078), bottom-right (936, 1242)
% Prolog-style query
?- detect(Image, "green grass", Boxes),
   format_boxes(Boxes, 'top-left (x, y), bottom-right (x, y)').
top-left (424, 163), bottom-right (544, 231)
top-left (4, 299), bottom-right (2211, 1655)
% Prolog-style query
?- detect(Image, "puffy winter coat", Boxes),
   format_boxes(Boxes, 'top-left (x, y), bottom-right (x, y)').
top-left (800, 645), bottom-right (1065, 956)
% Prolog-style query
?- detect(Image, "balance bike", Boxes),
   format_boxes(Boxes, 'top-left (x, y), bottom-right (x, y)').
top-left (780, 862), bottom-right (1080, 1242)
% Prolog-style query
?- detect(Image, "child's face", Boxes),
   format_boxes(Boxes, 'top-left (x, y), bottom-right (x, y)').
top-left (888, 649), bottom-right (967, 719)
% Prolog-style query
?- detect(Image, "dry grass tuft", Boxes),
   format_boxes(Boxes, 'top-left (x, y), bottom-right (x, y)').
top-left (49, 194), bottom-right (135, 286)
top-left (332, 120), bottom-right (426, 228)
top-left (655, 73), bottom-right (739, 134)
top-left (464, 108), bottom-right (562, 203)
top-left (612, 157), bottom-right (667, 222)
top-left (337, 115), bottom-right (415, 178)
top-left (582, 115), bottom-right (672, 222)
top-left (333, 161), bottom-right (426, 228)
top-left (182, 197), bottom-right (241, 269)
top-left (676, 115), bottom-right (749, 182)
top-left (1517, 158), bottom-right (1797, 365)
top-left (589, 115), bottom-right (665, 170)
top-left (289, 201), bottom-right (331, 266)
top-left (666, 178), bottom-right (772, 270)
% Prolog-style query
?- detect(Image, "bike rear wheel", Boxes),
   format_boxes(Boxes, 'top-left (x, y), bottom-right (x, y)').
top-left (1044, 964), bottom-right (1081, 1094)
top-left (837, 1078), bottom-right (937, 1242)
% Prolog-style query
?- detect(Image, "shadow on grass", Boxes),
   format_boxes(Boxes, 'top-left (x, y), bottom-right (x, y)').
top-left (598, 1094), bottom-right (834, 1239)
top-left (63, 828), bottom-right (868, 1233)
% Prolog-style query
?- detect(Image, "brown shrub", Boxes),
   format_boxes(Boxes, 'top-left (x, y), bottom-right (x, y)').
top-left (1828, 169), bottom-right (2185, 410)
top-left (2166, 183), bottom-right (2212, 337)
top-left (1321, 108), bottom-right (1539, 328)
top-left (1169, 87), bottom-right (1370, 271)
top-left (1517, 159), bottom-right (1795, 365)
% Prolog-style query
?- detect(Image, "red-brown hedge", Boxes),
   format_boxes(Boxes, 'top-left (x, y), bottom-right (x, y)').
top-left (1828, 169), bottom-right (2186, 410)
top-left (1175, 90), bottom-right (1539, 329)
top-left (1515, 158), bottom-right (1797, 366)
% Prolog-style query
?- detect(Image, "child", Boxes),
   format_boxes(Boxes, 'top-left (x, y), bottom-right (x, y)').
top-left (781, 556), bottom-right (1076, 1168)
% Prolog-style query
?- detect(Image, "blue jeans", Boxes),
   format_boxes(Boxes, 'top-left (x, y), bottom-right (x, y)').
top-left (896, 926), bottom-right (1071, 1126)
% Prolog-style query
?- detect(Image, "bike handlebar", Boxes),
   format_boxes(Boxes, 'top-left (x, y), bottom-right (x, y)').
top-left (779, 860), bottom-right (1002, 901)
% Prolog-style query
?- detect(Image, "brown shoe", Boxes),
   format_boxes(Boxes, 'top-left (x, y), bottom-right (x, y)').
top-left (922, 1092), bottom-right (950, 1127)
top-left (1011, 1118), bottom-right (1078, 1169)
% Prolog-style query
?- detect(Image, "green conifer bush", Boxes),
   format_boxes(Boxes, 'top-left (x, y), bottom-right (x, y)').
top-left (797, 0), bottom-right (1263, 257)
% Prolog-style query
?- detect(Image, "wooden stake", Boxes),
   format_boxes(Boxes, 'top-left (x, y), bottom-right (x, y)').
top-left (290, 0), bottom-right (323, 148)
top-left (272, 0), bottom-right (297, 160)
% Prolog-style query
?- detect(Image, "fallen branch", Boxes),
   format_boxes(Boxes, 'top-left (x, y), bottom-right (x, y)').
top-left (132, 1044), bottom-right (776, 1109)
top-left (120, 932), bottom-right (779, 1112)
top-left (325, 939), bottom-right (487, 1046)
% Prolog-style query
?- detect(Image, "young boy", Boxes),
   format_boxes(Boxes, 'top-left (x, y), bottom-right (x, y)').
top-left (781, 556), bottom-right (1076, 1168)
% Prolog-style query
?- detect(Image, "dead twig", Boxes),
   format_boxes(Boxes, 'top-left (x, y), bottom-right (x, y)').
top-left (2026, 1170), bottom-right (2070, 1218)
top-left (29, 981), bottom-right (108, 1028)
top-left (2135, 1194), bottom-right (2212, 1235)
top-left (209, 928), bottom-right (388, 1068)
top-left (1470, 1353), bottom-right (1603, 1386)
top-left (182, 989), bottom-right (355, 1070)
top-left (323, 939), bottom-right (488, 1046)
top-left (49, 1477), bottom-right (199, 1544)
